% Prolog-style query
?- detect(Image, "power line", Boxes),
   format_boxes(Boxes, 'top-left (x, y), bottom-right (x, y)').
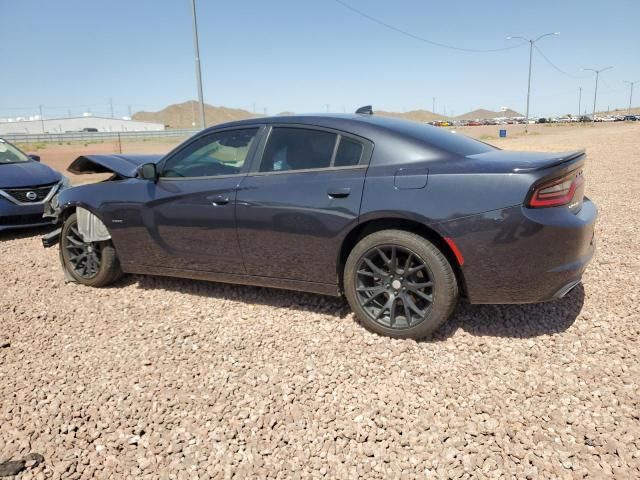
top-left (333, 0), bottom-right (526, 53)
top-left (533, 45), bottom-right (590, 79)
top-left (600, 79), bottom-right (627, 94)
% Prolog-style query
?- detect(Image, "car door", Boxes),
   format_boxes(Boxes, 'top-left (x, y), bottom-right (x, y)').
top-left (138, 126), bottom-right (263, 273)
top-left (235, 125), bottom-right (373, 284)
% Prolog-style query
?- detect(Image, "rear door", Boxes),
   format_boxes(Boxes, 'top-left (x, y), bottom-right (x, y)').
top-left (235, 125), bottom-right (373, 284)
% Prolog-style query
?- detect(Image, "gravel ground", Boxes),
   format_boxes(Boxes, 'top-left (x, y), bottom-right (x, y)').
top-left (1, 124), bottom-right (639, 479)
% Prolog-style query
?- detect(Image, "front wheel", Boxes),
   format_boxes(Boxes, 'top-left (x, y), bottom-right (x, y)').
top-left (344, 230), bottom-right (458, 339)
top-left (60, 213), bottom-right (123, 287)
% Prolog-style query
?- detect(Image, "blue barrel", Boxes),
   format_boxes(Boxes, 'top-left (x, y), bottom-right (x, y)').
top-left (499, 129), bottom-right (507, 138)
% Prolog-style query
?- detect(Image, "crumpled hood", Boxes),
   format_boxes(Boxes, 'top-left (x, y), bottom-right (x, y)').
top-left (67, 154), bottom-right (164, 178)
top-left (0, 161), bottom-right (61, 189)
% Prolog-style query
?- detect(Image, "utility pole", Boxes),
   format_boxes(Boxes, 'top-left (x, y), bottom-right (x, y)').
top-left (623, 80), bottom-right (639, 116)
top-left (432, 97), bottom-right (435, 113)
top-left (326, 104), bottom-right (330, 113)
top-left (190, 0), bottom-right (206, 129)
top-left (578, 87), bottom-right (582, 119)
top-left (109, 98), bottom-right (114, 118)
top-left (128, 105), bottom-right (132, 117)
top-left (584, 67), bottom-right (613, 123)
top-left (507, 32), bottom-right (560, 132)
top-left (39, 105), bottom-right (45, 133)
top-left (252, 102), bottom-right (256, 113)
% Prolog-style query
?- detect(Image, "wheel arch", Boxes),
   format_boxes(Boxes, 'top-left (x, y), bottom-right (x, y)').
top-left (58, 202), bottom-right (113, 240)
top-left (337, 217), bottom-right (467, 297)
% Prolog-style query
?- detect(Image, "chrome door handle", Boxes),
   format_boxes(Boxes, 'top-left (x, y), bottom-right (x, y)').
top-left (328, 187), bottom-right (351, 199)
top-left (211, 196), bottom-right (230, 206)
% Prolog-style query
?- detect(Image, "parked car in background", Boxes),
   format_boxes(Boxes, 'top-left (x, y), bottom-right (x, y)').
top-left (0, 138), bottom-right (69, 231)
top-left (42, 110), bottom-right (597, 339)
top-left (623, 115), bottom-right (637, 121)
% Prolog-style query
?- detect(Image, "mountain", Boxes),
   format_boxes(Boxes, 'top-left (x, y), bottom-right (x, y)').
top-left (132, 101), bottom-right (260, 129)
top-left (595, 106), bottom-right (640, 116)
top-left (133, 102), bottom-right (531, 128)
top-left (376, 109), bottom-right (449, 122)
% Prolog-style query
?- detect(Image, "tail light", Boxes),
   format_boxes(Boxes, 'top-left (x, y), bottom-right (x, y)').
top-left (527, 169), bottom-right (584, 208)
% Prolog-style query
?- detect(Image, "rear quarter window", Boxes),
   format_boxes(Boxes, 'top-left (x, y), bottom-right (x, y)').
top-left (334, 137), bottom-right (363, 167)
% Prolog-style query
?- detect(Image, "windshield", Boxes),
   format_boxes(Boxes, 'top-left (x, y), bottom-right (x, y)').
top-left (0, 140), bottom-right (30, 164)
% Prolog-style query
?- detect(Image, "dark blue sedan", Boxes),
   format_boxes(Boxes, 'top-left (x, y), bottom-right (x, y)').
top-left (0, 139), bottom-right (68, 231)
top-left (43, 110), bottom-right (597, 339)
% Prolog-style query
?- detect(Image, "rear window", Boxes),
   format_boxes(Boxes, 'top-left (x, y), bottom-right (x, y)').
top-left (382, 119), bottom-right (497, 156)
top-left (415, 125), bottom-right (496, 156)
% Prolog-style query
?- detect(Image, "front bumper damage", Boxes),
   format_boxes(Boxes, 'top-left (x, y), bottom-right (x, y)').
top-left (41, 192), bottom-right (63, 248)
top-left (41, 199), bottom-right (112, 248)
top-left (42, 228), bottom-right (61, 248)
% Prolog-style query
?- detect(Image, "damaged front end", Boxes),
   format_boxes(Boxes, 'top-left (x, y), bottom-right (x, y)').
top-left (41, 204), bottom-right (112, 248)
top-left (41, 152), bottom-right (160, 248)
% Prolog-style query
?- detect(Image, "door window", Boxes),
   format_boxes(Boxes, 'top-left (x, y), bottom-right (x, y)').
top-left (162, 128), bottom-right (258, 178)
top-left (259, 128), bottom-right (338, 172)
top-left (334, 137), bottom-right (364, 167)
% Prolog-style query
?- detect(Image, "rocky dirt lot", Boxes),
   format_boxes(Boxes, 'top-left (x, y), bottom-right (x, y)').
top-left (1, 124), bottom-right (639, 479)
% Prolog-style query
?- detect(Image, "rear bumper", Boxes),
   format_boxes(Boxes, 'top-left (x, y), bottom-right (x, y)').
top-left (438, 198), bottom-right (597, 304)
top-left (0, 198), bottom-right (53, 231)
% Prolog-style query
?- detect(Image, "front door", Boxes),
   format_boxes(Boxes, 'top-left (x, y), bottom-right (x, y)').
top-left (236, 126), bottom-right (372, 285)
top-left (140, 127), bottom-right (261, 273)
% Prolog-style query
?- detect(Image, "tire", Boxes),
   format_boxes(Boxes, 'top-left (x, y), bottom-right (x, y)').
top-left (344, 230), bottom-right (458, 339)
top-left (59, 213), bottom-right (123, 287)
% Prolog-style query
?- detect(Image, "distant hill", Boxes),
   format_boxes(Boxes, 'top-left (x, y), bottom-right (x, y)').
top-left (455, 108), bottom-right (523, 120)
top-left (595, 106), bottom-right (640, 116)
top-left (377, 109), bottom-right (449, 122)
top-left (133, 101), bottom-right (260, 129)
top-left (133, 102), bottom-right (533, 128)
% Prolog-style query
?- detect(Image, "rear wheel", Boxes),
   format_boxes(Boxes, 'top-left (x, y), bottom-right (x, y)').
top-left (60, 213), bottom-right (122, 287)
top-left (344, 230), bottom-right (458, 339)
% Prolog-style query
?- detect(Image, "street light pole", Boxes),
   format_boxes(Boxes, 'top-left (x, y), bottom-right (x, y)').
top-left (584, 67), bottom-right (613, 123)
top-left (39, 105), bottom-right (45, 134)
top-left (507, 32), bottom-right (560, 132)
top-left (190, 0), bottom-right (206, 129)
top-left (623, 80), bottom-right (639, 116)
top-left (578, 87), bottom-right (582, 119)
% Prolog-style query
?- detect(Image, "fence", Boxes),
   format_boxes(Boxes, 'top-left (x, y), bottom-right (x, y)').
top-left (1, 129), bottom-right (201, 144)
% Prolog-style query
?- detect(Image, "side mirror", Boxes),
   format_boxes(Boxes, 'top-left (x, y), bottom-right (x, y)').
top-left (28, 154), bottom-right (41, 162)
top-left (137, 163), bottom-right (158, 181)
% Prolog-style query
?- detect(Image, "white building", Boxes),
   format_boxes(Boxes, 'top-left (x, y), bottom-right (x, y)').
top-left (0, 116), bottom-right (164, 135)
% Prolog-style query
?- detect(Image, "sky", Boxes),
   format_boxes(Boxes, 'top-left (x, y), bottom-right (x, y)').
top-left (1, 0), bottom-right (639, 119)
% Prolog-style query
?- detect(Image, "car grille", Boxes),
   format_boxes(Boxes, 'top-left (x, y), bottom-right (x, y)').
top-left (1, 183), bottom-right (56, 203)
top-left (0, 214), bottom-right (50, 226)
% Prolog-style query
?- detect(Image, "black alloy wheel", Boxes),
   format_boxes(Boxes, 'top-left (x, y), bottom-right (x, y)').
top-left (62, 220), bottom-right (103, 279)
top-left (355, 245), bottom-right (434, 329)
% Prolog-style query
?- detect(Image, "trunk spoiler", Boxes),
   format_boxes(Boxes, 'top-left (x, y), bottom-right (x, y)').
top-left (511, 149), bottom-right (586, 173)
top-left (466, 149), bottom-right (586, 174)
top-left (67, 154), bottom-right (164, 178)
